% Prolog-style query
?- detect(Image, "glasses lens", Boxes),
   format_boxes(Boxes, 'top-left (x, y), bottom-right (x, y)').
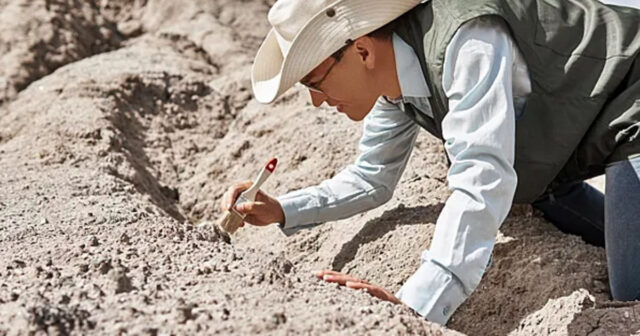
top-left (300, 42), bottom-right (350, 94)
top-left (300, 81), bottom-right (322, 93)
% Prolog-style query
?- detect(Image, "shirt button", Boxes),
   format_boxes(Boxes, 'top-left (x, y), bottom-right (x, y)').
top-left (443, 306), bottom-right (450, 316)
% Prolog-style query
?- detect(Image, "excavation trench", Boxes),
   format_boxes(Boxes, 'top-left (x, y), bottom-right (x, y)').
top-left (1, 0), bottom-right (640, 335)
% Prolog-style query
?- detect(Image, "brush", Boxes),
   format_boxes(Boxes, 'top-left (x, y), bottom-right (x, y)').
top-left (217, 157), bottom-right (278, 234)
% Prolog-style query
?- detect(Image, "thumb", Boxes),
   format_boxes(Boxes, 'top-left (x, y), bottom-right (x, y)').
top-left (235, 201), bottom-right (265, 215)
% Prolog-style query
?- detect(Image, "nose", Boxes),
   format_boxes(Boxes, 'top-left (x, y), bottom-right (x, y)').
top-left (309, 90), bottom-right (328, 107)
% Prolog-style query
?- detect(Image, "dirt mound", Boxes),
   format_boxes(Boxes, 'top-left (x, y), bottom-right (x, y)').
top-left (0, 14), bottom-right (454, 335)
top-left (1, 0), bottom-right (639, 335)
top-left (0, 0), bottom-right (123, 105)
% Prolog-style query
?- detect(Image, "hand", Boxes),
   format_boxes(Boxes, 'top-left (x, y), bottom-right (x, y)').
top-left (314, 270), bottom-right (401, 304)
top-left (220, 180), bottom-right (285, 227)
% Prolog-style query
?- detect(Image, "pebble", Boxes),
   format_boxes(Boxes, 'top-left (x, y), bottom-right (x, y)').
top-left (176, 303), bottom-right (197, 323)
top-left (78, 264), bottom-right (89, 273)
top-left (89, 235), bottom-right (99, 247)
top-left (270, 312), bottom-right (286, 325)
top-left (113, 269), bottom-right (133, 294)
top-left (120, 233), bottom-right (131, 245)
top-left (221, 308), bottom-right (230, 321)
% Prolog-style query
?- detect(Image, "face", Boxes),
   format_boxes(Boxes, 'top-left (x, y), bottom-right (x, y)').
top-left (300, 37), bottom-right (385, 121)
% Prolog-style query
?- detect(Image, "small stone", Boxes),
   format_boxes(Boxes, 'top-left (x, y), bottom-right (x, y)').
top-left (359, 307), bottom-right (373, 314)
top-left (175, 303), bottom-right (197, 323)
top-left (78, 264), bottom-right (89, 273)
top-left (89, 235), bottom-right (99, 247)
top-left (112, 269), bottom-right (133, 294)
top-left (59, 295), bottom-right (71, 305)
top-left (118, 20), bottom-right (143, 37)
top-left (96, 258), bottom-right (113, 275)
top-left (221, 308), bottom-right (230, 321)
top-left (143, 327), bottom-right (158, 336)
top-left (270, 312), bottom-right (286, 325)
top-left (120, 233), bottom-right (131, 245)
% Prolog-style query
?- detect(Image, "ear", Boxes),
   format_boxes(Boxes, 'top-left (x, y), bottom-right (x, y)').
top-left (353, 36), bottom-right (376, 70)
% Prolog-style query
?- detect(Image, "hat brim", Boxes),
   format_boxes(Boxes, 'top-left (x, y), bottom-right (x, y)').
top-left (251, 0), bottom-right (422, 104)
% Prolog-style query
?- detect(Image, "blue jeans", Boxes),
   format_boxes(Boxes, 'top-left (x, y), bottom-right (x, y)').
top-left (532, 156), bottom-right (640, 301)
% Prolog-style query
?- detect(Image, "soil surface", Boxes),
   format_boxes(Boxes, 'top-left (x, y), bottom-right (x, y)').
top-left (1, 1), bottom-right (639, 335)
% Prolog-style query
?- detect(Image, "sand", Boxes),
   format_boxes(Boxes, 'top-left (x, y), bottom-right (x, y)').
top-left (0, 0), bottom-right (639, 335)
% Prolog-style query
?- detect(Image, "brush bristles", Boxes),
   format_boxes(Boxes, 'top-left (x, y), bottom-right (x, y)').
top-left (217, 210), bottom-right (244, 234)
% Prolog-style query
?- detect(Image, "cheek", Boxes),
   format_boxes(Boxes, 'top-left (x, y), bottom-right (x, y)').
top-left (328, 70), bottom-right (378, 111)
top-left (345, 82), bottom-right (378, 106)
top-left (335, 82), bottom-right (366, 101)
top-left (333, 67), bottom-right (372, 101)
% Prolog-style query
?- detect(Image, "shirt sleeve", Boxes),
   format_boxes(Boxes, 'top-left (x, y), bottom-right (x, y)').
top-left (395, 18), bottom-right (519, 325)
top-left (276, 97), bottom-right (419, 236)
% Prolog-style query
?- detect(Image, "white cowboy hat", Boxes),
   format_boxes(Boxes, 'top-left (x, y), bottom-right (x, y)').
top-left (251, 0), bottom-right (423, 104)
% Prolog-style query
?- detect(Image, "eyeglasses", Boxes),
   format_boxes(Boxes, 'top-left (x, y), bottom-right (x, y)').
top-left (300, 40), bottom-right (353, 94)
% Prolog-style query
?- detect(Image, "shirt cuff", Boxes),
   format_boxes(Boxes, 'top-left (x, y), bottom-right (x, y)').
top-left (275, 194), bottom-right (322, 237)
top-left (395, 250), bottom-right (468, 325)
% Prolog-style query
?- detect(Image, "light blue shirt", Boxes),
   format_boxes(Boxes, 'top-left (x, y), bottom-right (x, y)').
top-left (276, 17), bottom-right (531, 325)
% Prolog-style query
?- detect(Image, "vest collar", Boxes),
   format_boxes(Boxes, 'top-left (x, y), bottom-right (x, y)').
top-left (385, 32), bottom-right (431, 105)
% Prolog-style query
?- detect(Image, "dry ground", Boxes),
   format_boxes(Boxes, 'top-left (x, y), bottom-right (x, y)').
top-left (1, 1), bottom-right (639, 335)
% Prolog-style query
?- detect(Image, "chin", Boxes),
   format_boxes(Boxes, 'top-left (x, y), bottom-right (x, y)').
top-left (349, 98), bottom-right (377, 121)
top-left (339, 101), bottom-right (373, 121)
top-left (346, 114), bottom-right (366, 122)
top-left (345, 108), bottom-right (369, 121)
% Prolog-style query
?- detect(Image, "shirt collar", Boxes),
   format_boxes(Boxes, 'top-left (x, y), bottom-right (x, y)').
top-left (385, 32), bottom-right (431, 104)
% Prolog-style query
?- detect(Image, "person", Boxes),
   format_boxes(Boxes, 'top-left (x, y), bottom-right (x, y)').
top-left (220, 0), bottom-right (640, 325)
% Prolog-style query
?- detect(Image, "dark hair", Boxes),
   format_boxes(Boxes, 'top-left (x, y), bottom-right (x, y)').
top-left (330, 39), bottom-right (353, 59)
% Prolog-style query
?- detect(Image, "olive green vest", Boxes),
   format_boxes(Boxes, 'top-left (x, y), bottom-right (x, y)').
top-left (392, 0), bottom-right (640, 203)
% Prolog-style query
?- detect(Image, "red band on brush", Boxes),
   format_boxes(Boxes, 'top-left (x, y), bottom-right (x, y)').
top-left (266, 158), bottom-right (278, 173)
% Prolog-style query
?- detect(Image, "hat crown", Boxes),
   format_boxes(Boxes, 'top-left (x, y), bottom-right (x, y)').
top-left (253, 0), bottom-right (423, 104)
top-left (268, 0), bottom-right (334, 42)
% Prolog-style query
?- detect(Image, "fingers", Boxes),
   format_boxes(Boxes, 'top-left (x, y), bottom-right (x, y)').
top-left (313, 270), bottom-right (400, 304)
top-left (254, 189), bottom-right (270, 203)
top-left (221, 180), bottom-right (253, 211)
top-left (237, 202), bottom-right (277, 227)
top-left (242, 214), bottom-right (263, 226)
top-left (345, 282), bottom-right (383, 298)
top-left (345, 281), bottom-right (373, 291)
top-left (345, 281), bottom-right (401, 304)
top-left (314, 270), bottom-right (368, 285)
top-left (314, 270), bottom-right (348, 278)
top-left (235, 201), bottom-right (266, 215)
top-left (314, 270), bottom-right (349, 280)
